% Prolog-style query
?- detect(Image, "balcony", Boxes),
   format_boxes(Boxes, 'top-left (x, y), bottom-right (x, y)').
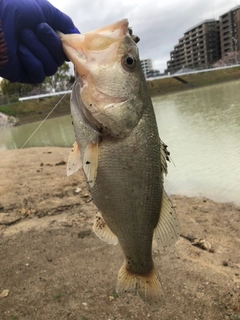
top-left (223, 36), bottom-right (230, 42)
top-left (222, 25), bottom-right (230, 31)
top-left (223, 30), bottom-right (230, 36)
top-left (223, 42), bottom-right (231, 47)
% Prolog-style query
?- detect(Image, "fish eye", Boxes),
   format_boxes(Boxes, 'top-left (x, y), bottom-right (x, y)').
top-left (122, 54), bottom-right (137, 71)
top-left (126, 56), bottom-right (134, 65)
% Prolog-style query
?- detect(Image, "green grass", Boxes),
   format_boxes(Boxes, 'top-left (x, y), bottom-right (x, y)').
top-left (0, 105), bottom-right (17, 116)
top-left (112, 291), bottom-right (119, 299)
top-left (54, 293), bottom-right (63, 300)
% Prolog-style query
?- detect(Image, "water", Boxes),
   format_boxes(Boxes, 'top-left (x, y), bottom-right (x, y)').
top-left (1, 81), bottom-right (240, 205)
top-left (153, 81), bottom-right (240, 205)
top-left (0, 115), bottom-right (74, 150)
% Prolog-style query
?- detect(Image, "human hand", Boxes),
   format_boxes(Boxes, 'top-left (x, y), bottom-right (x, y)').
top-left (0, 0), bottom-right (79, 83)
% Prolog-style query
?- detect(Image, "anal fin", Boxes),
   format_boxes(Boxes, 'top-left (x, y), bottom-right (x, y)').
top-left (153, 190), bottom-right (180, 248)
top-left (67, 141), bottom-right (82, 177)
top-left (93, 212), bottom-right (118, 245)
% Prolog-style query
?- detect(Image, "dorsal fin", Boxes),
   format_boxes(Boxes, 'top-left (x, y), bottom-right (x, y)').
top-left (160, 139), bottom-right (171, 177)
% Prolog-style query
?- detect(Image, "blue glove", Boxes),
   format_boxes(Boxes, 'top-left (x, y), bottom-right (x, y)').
top-left (0, 0), bottom-right (79, 83)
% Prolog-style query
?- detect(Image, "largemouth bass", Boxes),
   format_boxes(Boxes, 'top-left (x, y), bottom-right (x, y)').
top-left (59, 19), bottom-right (180, 308)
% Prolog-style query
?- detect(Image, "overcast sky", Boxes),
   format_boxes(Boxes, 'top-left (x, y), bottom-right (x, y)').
top-left (49, 0), bottom-right (240, 72)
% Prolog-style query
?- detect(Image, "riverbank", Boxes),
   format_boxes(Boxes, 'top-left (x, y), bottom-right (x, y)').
top-left (0, 94), bottom-right (70, 126)
top-left (0, 147), bottom-right (239, 320)
top-left (1, 66), bottom-right (240, 126)
top-left (147, 65), bottom-right (240, 96)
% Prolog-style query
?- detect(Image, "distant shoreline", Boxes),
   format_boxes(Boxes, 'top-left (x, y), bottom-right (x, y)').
top-left (147, 65), bottom-right (240, 96)
top-left (0, 94), bottom-right (70, 127)
top-left (1, 66), bottom-right (240, 127)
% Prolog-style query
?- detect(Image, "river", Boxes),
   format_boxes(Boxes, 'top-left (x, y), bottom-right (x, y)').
top-left (1, 80), bottom-right (240, 205)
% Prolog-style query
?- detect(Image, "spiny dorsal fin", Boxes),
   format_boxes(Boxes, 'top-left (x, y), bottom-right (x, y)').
top-left (153, 190), bottom-right (180, 248)
top-left (83, 138), bottom-right (99, 188)
top-left (93, 212), bottom-right (118, 245)
top-left (160, 139), bottom-right (171, 177)
top-left (67, 141), bottom-right (82, 177)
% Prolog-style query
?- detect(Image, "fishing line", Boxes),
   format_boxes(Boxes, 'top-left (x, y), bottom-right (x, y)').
top-left (20, 77), bottom-right (79, 149)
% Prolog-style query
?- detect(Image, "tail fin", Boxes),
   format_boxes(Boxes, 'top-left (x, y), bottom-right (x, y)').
top-left (116, 264), bottom-right (164, 308)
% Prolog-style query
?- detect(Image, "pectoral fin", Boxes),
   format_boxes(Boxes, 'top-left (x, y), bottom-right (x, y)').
top-left (153, 190), bottom-right (180, 248)
top-left (67, 141), bottom-right (82, 177)
top-left (93, 212), bottom-right (118, 245)
top-left (83, 138), bottom-right (99, 188)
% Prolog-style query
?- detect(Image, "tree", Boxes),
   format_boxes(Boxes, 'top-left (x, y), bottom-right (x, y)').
top-left (0, 79), bottom-right (33, 96)
top-left (0, 61), bottom-right (72, 96)
top-left (69, 75), bottom-right (75, 84)
top-left (43, 62), bottom-right (71, 92)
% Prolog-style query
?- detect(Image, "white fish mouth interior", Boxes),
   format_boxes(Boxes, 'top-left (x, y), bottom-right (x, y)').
top-left (91, 19), bottom-right (129, 39)
top-left (97, 28), bottom-right (126, 39)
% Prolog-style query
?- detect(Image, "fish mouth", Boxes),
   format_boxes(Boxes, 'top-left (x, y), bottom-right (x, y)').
top-left (59, 19), bottom-right (130, 79)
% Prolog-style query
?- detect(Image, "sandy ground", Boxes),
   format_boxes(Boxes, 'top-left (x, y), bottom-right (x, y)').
top-left (0, 147), bottom-right (239, 320)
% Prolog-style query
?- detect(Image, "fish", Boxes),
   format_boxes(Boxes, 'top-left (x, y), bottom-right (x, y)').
top-left (58, 19), bottom-right (180, 308)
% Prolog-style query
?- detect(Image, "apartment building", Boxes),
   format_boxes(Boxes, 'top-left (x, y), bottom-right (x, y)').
top-left (219, 5), bottom-right (240, 56)
top-left (165, 19), bottom-right (221, 74)
top-left (140, 59), bottom-right (153, 76)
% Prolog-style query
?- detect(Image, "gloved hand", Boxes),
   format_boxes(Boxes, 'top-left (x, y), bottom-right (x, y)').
top-left (0, 0), bottom-right (79, 83)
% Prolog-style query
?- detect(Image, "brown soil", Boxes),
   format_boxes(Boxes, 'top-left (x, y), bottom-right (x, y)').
top-left (0, 147), bottom-right (239, 320)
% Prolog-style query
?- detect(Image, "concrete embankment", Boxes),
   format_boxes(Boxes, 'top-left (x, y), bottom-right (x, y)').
top-left (147, 65), bottom-right (240, 95)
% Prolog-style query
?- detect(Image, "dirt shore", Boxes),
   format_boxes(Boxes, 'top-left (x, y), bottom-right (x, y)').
top-left (0, 147), bottom-right (239, 320)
